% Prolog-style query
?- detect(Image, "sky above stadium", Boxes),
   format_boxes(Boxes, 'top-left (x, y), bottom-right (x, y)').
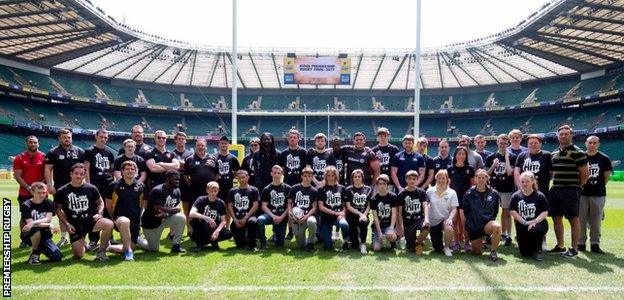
top-left (90, 0), bottom-right (550, 50)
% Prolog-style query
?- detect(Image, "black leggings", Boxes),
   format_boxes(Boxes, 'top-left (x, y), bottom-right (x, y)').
top-left (347, 215), bottom-right (368, 247)
top-left (190, 219), bottom-right (233, 247)
top-left (516, 220), bottom-right (548, 257)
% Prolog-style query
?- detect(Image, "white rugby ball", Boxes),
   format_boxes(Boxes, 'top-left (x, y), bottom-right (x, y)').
top-left (291, 207), bottom-right (305, 220)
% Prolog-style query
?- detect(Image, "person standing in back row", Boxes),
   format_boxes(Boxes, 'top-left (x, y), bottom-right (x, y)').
top-left (342, 132), bottom-right (380, 187)
top-left (145, 130), bottom-right (180, 190)
top-left (548, 125), bottom-right (588, 258)
top-left (371, 127), bottom-right (399, 192)
top-left (306, 133), bottom-right (336, 188)
top-left (485, 134), bottom-right (516, 246)
top-left (578, 135), bottom-right (611, 254)
top-left (118, 125), bottom-right (152, 159)
top-left (416, 137), bottom-right (435, 189)
top-left (252, 133), bottom-right (281, 192)
top-left (216, 136), bottom-right (240, 203)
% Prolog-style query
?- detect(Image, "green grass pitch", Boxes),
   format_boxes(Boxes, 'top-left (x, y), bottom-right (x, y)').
top-left (2, 179), bottom-right (623, 299)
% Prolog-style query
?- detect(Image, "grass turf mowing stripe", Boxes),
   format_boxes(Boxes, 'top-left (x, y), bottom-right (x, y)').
top-left (12, 285), bottom-right (624, 293)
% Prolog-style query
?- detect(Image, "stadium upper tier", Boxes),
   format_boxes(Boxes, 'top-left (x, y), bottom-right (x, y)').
top-left (0, 0), bottom-right (623, 90)
top-left (1, 65), bottom-right (624, 112)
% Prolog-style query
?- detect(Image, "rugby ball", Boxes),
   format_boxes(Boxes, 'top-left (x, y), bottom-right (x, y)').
top-left (291, 207), bottom-right (305, 220)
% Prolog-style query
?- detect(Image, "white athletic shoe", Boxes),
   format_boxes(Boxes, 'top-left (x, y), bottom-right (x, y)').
top-left (398, 237), bottom-right (407, 250)
top-left (443, 247), bottom-right (453, 257)
top-left (360, 244), bottom-right (368, 255)
top-left (331, 231), bottom-right (340, 241)
top-left (542, 240), bottom-right (548, 251)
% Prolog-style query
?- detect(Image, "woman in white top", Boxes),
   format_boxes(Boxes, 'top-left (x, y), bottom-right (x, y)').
top-left (426, 169), bottom-right (458, 257)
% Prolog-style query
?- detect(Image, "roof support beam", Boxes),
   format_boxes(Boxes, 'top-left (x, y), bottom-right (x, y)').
top-left (439, 52), bottom-right (463, 87)
top-left (474, 47), bottom-right (538, 80)
top-left (0, 31), bottom-right (82, 49)
top-left (171, 50), bottom-right (195, 85)
top-left (270, 52), bottom-right (281, 89)
top-left (69, 39), bottom-right (135, 71)
top-left (387, 54), bottom-right (407, 89)
top-left (188, 50), bottom-right (198, 85)
top-left (509, 41), bottom-right (599, 71)
top-left (466, 49), bottom-right (502, 83)
top-left (0, 8), bottom-right (65, 19)
top-left (113, 45), bottom-right (166, 79)
top-left (131, 45), bottom-right (167, 80)
top-left (436, 52), bottom-right (444, 88)
top-left (222, 53), bottom-right (228, 88)
top-left (533, 35), bottom-right (620, 63)
top-left (0, 18), bottom-right (85, 31)
top-left (207, 52), bottom-right (221, 87)
top-left (248, 53), bottom-right (263, 89)
top-left (498, 43), bottom-right (560, 76)
top-left (0, 28), bottom-right (92, 41)
top-left (151, 48), bottom-right (190, 82)
top-left (405, 54), bottom-right (411, 90)
top-left (567, 13), bottom-right (624, 26)
top-left (583, 3), bottom-right (624, 13)
top-left (8, 30), bottom-right (104, 57)
top-left (442, 51), bottom-right (480, 85)
top-left (351, 53), bottom-right (364, 89)
top-left (369, 54), bottom-right (386, 89)
top-left (547, 23), bottom-right (624, 37)
top-left (538, 32), bottom-right (624, 48)
top-left (225, 52), bottom-right (246, 89)
top-left (93, 43), bottom-right (159, 75)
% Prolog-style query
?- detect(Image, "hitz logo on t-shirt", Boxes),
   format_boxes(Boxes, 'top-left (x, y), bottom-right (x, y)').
top-left (518, 200), bottom-right (536, 219)
top-left (270, 190), bottom-right (285, 207)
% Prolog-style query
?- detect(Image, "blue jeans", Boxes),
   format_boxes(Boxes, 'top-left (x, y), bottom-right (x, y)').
top-left (257, 214), bottom-right (287, 247)
top-left (320, 217), bottom-right (349, 250)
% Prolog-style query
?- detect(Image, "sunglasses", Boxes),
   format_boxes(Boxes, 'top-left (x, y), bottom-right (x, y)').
top-left (250, 144), bottom-right (259, 147)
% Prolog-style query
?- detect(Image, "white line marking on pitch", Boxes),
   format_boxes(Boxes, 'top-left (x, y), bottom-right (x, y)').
top-left (12, 285), bottom-right (624, 293)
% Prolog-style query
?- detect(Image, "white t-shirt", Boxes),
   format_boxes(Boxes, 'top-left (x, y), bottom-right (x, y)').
top-left (426, 187), bottom-right (459, 226)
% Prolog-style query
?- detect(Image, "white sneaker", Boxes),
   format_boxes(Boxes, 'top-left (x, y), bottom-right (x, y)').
top-left (398, 237), bottom-right (407, 250)
top-left (443, 247), bottom-right (453, 257)
top-left (137, 236), bottom-right (148, 249)
top-left (360, 244), bottom-right (368, 255)
top-left (541, 240), bottom-right (547, 251)
top-left (331, 231), bottom-right (340, 241)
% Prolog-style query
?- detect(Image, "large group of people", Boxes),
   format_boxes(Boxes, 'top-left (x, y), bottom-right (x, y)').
top-left (13, 124), bottom-right (612, 265)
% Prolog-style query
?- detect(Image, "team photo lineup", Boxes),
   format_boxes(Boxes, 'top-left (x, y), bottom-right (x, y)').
top-left (13, 124), bottom-right (612, 264)
top-left (2, 0), bottom-right (624, 298)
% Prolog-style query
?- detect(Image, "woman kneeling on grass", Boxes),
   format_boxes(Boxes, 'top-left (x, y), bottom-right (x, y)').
top-left (461, 169), bottom-right (502, 262)
top-left (510, 171), bottom-right (549, 261)
top-left (426, 170), bottom-right (458, 257)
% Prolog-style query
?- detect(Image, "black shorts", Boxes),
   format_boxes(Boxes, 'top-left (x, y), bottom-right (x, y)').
top-left (467, 227), bottom-right (486, 242)
top-left (114, 214), bottom-right (140, 244)
top-left (69, 219), bottom-right (96, 243)
top-left (17, 195), bottom-right (30, 220)
top-left (549, 187), bottom-right (580, 219)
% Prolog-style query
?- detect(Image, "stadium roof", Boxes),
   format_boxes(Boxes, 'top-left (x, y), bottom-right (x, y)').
top-left (0, 0), bottom-right (623, 90)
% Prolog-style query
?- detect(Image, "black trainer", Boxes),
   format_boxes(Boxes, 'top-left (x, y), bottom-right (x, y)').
top-left (591, 244), bottom-right (605, 254)
top-left (306, 243), bottom-right (315, 253)
top-left (534, 251), bottom-right (545, 262)
top-left (561, 248), bottom-right (578, 258)
top-left (171, 244), bottom-right (186, 253)
top-left (547, 245), bottom-right (566, 253)
top-left (577, 244), bottom-right (586, 252)
top-left (504, 236), bottom-right (513, 246)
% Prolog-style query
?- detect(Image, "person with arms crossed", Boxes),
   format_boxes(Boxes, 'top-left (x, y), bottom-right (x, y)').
top-left (342, 132), bottom-right (380, 187)
top-left (13, 135), bottom-right (45, 248)
top-left (145, 130), bottom-right (180, 190)
top-left (252, 133), bottom-right (281, 192)
top-left (55, 163), bottom-right (113, 261)
top-left (578, 135), bottom-right (612, 254)
top-left (21, 182), bottom-right (63, 265)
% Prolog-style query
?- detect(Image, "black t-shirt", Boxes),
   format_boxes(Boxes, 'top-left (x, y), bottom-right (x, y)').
top-left (515, 150), bottom-right (552, 193)
top-left (485, 152), bottom-right (517, 193)
top-left (510, 190), bottom-right (549, 222)
top-left (476, 150), bottom-right (492, 164)
top-left (84, 145), bottom-right (115, 188)
top-left (371, 144), bottom-right (400, 178)
top-left (192, 196), bottom-right (227, 223)
top-left (342, 146), bottom-right (378, 186)
top-left (118, 142), bottom-right (152, 160)
top-left (45, 145), bottom-right (85, 189)
top-left (142, 184), bottom-right (181, 229)
top-left (54, 183), bottom-right (101, 226)
top-left (216, 153), bottom-right (240, 195)
top-left (419, 154), bottom-right (435, 189)
top-left (251, 150), bottom-right (281, 191)
top-left (345, 185), bottom-right (372, 214)
top-left (432, 155), bottom-right (452, 185)
top-left (279, 147), bottom-right (307, 186)
top-left (305, 149), bottom-right (336, 182)
top-left (106, 179), bottom-right (145, 219)
top-left (183, 153), bottom-right (219, 199)
top-left (582, 151), bottom-right (612, 196)
top-left (241, 152), bottom-right (257, 187)
top-left (318, 184), bottom-right (349, 222)
top-left (448, 164), bottom-right (475, 200)
top-left (113, 154), bottom-right (147, 180)
top-left (261, 183), bottom-right (291, 216)
top-left (144, 148), bottom-right (177, 187)
top-left (371, 192), bottom-right (397, 228)
top-left (288, 184), bottom-right (317, 215)
top-left (173, 148), bottom-right (194, 166)
top-left (21, 198), bottom-right (55, 222)
top-left (396, 188), bottom-right (428, 226)
top-left (332, 149), bottom-right (346, 185)
top-left (227, 186), bottom-right (259, 220)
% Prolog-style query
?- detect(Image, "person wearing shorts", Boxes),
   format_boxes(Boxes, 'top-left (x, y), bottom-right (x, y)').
top-left (461, 169), bottom-right (502, 262)
top-left (548, 125), bottom-right (589, 258)
top-left (485, 134), bottom-right (516, 246)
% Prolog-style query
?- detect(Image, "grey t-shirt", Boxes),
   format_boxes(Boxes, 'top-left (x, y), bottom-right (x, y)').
top-left (426, 187), bottom-right (459, 226)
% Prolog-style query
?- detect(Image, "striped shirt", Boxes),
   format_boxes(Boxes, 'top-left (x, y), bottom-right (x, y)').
top-left (551, 144), bottom-right (587, 188)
